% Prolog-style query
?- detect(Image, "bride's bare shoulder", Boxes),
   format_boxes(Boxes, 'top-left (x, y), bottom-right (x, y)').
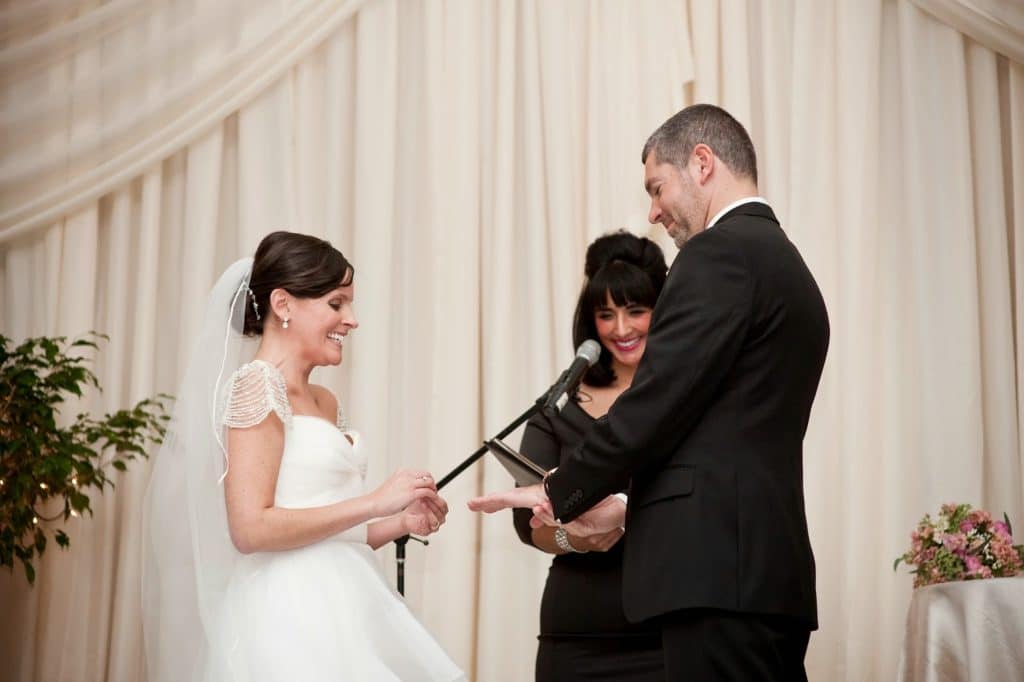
top-left (309, 383), bottom-right (339, 419)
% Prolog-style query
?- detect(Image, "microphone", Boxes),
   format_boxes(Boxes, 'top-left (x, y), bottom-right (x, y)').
top-left (541, 340), bottom-right (602, 417)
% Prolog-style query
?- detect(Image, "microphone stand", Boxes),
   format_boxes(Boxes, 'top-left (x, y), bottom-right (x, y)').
top-left (394, 533), bottom-right (428, 595)
top-left (393, 396), bottom-right (546, 595)
top-left (436, 398), bottom-right (544, 490)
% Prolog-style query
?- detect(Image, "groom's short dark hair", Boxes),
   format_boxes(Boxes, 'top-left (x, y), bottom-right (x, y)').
top-left (642, 104), bottom-right (758, 184)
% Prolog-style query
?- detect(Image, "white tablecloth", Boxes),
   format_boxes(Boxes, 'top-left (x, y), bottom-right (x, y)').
top-left (898, 575), bottom-right (1024, 681)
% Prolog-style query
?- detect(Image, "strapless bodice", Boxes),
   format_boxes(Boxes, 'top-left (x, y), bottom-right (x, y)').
top-left (273, 415), bottom-right (366, 509)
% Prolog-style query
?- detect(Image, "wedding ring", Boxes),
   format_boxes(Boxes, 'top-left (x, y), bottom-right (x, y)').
top-left (430, 522), bottom-right (439, 530)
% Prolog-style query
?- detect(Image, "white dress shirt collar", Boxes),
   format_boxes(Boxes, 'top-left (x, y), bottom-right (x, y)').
top-left (706, 196), bottom-right (770, 230)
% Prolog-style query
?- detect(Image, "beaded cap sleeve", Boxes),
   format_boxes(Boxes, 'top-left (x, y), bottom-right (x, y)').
top-left (220, 360), bottom-right (292, 429)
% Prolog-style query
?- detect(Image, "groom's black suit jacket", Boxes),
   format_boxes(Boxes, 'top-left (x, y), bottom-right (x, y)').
top-left (546, 202), bottom-right (828, 628)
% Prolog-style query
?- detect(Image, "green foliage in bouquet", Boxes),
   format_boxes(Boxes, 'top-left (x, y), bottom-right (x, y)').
top-left (0, 333), bottom-right (171, 585)
top-left (894, 503), bottom-right (1024, 588)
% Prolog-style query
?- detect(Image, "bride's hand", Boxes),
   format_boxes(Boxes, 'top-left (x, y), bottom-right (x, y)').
top-left (369, 469), bottom-right (438, 517)
top-left (401, 495), bottom-right (450, 536)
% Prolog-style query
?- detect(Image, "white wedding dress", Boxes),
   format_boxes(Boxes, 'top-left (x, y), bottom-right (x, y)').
top-left (203, 360), bottom-right (465, 682)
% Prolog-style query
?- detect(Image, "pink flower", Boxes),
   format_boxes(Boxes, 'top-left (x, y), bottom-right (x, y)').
top-left (993, 521), bottom-right (1012, 540)
top-left (960, 521), bottom-right (975, 534)
top-left (991, 539), bottom-right (1023, 570)
top-left (942, 533), bottom-right (967, 553)
top-left (964, 555), bottom-right (982, 573)
top-left (968, 508), bottom-right (992, 525)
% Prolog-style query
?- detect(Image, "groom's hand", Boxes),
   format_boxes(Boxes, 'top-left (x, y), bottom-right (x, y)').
top-left (467, 482), bottom-right (547, 514)
top-left (467, 483), bottom-right (557, 528)
top-left (467, 484), bottom-right (622, 534)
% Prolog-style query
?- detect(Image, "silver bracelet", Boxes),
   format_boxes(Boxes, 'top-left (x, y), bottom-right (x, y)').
top-left (554, 527), bottom-right (587, 553)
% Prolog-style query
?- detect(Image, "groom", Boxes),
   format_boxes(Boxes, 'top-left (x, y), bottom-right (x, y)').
top-left (469, 104), bottom-right (829, 680)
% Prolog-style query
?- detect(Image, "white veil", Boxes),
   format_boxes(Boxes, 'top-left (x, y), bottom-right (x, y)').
top-left (142, 257), bottom-right (259, 682)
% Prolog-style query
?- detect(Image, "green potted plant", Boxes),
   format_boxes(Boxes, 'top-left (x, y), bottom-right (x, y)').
top-left (0, 332), bottom-right (171, 584)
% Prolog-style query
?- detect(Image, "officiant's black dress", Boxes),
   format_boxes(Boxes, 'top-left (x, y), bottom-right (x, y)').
top-left (513, 400), bottom-right (662, 681)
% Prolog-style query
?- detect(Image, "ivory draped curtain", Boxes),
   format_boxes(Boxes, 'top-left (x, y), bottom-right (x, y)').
top-left (0, 0), bottom-right (372, 241)
top-left (910, 0), bottom-right (1024, 63)
top-left (1, 1), bottom-right (1022, 680)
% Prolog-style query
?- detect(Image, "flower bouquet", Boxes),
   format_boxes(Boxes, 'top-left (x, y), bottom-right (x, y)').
top-left (894, 503), bottom-right (1024, 588)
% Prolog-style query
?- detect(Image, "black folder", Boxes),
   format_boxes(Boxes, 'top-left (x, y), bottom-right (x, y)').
top-left (485, 437), bottom-right (546, 486)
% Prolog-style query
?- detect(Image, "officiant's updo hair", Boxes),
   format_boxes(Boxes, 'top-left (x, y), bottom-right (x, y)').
top-left (242, 231), bottom-right (354, 336)
top-left (572, 230), bottom-right (667, 387)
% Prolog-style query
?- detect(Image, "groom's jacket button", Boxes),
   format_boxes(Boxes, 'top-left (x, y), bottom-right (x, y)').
top-left (563, 489), bottom-right (584, 512)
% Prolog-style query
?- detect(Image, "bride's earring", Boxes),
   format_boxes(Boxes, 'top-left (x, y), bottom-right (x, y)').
top-left (283, 316), bottom-right (290, 329)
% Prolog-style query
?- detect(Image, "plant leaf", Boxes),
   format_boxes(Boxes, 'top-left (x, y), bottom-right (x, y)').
top-left (55, 530), bottom-right (69, 549)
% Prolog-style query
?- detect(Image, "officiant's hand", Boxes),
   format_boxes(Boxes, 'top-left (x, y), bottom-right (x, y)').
top-left (401, 494), bottom-right (449, 536)
top-left (568, 526), bottom-right (624, 552)
top-left (558, 495), bottom-right (627, 537)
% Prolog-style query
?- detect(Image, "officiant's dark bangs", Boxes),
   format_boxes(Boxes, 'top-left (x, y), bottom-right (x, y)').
top-left (244, 231), bottom-right (354, 335)
top-left (579, 260), bottom-right (659, 314)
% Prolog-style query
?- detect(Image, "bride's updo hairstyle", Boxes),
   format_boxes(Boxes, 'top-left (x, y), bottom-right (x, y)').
top-left (242, 231), bottom-right (354, 336)
top-left (571, 230), bottom-right (667, 387)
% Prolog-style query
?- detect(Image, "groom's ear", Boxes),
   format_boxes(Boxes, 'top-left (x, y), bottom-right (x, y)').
top-left (269, 288), bottom-right (292, 321)
top-left (691, 143), bottom-right (715, 185)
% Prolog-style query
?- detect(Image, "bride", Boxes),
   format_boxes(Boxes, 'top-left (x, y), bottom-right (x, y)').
top-left (143, 231), bottom-right (465, 681)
